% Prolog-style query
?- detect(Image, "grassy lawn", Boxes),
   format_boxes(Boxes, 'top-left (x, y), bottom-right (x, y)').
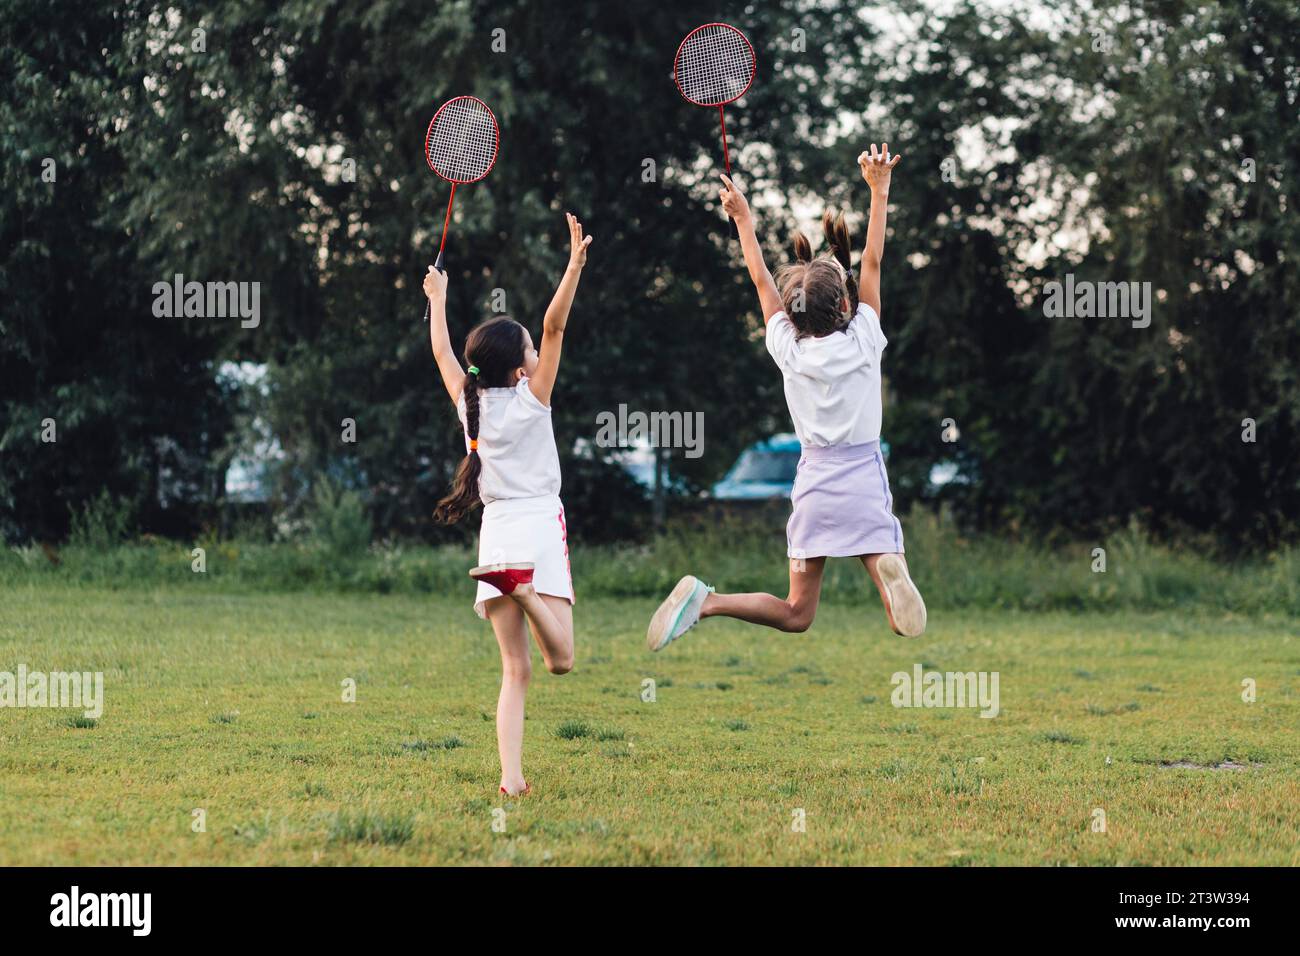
top-left (0, 581), bottom-right (1296, 865)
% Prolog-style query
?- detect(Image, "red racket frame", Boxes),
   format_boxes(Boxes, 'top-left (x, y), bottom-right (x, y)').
top-left (672, 22), bottom-right (756, 176)
top-left (424, 95), bottom-right (500, 272)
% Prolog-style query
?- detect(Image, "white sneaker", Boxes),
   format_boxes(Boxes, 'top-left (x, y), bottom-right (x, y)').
top-left (876, 553), bottom-right (927, 637)
top-left (646, 575), bottom-right (713, 652)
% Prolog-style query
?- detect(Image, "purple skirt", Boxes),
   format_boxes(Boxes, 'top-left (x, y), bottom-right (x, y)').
top-left (786, 440), bottom-right (903, 559)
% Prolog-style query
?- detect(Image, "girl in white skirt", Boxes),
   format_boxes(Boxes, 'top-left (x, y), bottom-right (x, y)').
top-left (424, 212), bottom-right (593, 797)
top-left (648, 145), bottom-right (927, 650)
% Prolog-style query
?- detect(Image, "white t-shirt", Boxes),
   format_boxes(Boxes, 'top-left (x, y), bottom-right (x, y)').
top-left (457, 378), bottom-right (562, 505)
top-left (764, 302), bottom-right (887, 447)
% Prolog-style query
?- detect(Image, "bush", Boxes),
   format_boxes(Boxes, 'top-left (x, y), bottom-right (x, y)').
top-left (3, 508), bottom-right (1297, 615)
top-left (67, 490), bottom-right (133, 550)
top-left (308, 479), bottom-right (372, 559)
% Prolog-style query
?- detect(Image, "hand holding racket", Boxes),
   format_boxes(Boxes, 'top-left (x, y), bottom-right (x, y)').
top-left (674, 22), bottom-right (756, 238)
top-left (423, 263), bottom-right (448, 302)
top-left (717, 174), bottom-right (752, 229)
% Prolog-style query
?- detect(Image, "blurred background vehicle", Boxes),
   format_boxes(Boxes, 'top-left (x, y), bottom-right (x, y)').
top-left (710, 434), bottom-right (800, 500)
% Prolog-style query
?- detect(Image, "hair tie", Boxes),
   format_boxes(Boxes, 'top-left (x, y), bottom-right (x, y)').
top-left (469, 438), bottom-right (479, 451)
top-left (467, 365), bottom-right (479, 376)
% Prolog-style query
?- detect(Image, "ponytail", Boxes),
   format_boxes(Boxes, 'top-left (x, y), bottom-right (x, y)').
top-left (792, 229), bottom-right (813, 263)
top-left (433, 318), bottom-right (528, 524)
top-left (433, 369), bottom-right (483, 524)
top-left (821, 209), bottom-right (858, 304)
top-left (774, 209), bottom-right (859, 339)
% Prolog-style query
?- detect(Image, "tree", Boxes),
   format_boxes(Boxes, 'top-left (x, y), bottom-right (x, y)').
top-left (4, 0), bottom-right (1296, 551)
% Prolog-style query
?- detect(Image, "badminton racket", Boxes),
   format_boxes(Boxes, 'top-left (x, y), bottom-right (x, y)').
top-left (421, 95), bottom-right (499, 323)
top-left (673, 22), bottom-right (756, 237)
top-left (425, 95), bottom-right (499, 271)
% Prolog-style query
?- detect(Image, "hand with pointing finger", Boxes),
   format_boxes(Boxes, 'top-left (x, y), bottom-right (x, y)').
top-left (718, 173), bottom-right (752, 227)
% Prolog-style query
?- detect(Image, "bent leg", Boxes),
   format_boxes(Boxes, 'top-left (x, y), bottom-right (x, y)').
top-left (510, 585), bottom-right (574, 674)
top-left (862, 553), bottom-right (890, 605)
top-left (700, 557), bottom-right (827, 633)
top-left (859, 552), bottom-right (927, 637)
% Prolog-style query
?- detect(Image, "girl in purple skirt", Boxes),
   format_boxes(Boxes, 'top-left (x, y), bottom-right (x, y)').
top-left (647, 144), bottom-right (927, 649)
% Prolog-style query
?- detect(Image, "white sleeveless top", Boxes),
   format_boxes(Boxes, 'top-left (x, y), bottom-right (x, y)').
top-left (456, 378), bottom-right (562, 505)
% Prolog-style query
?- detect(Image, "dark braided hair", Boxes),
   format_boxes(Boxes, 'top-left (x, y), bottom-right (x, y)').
top-left (433, 316), bottom-right (528, 524)
top-left (774, 209), bottom-right (858, 339)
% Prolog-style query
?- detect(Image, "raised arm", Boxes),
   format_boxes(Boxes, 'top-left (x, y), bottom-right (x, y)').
top-left (857, 143), bottom-right (902, 319)
top-left (719, 174), bottom-right (783, 322)
top-left (424, 265), bottom-right (465, 405)
top-left (528, 212), bottom-right (593, 407)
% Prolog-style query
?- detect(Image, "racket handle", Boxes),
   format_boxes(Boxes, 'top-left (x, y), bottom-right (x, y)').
top-left (423, 299), bottom-right (430, 324)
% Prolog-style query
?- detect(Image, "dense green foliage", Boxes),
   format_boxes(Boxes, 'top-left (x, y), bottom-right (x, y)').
top-left (3, 0), bottom-right (1297, 548)
top-left (5, 510), bottom-right (1298, 615)
top-left (871, 0), bottom-right (1300, 549)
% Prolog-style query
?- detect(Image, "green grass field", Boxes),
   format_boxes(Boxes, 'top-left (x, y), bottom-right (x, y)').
top-left (2, 579), bottom-right (1296, 866)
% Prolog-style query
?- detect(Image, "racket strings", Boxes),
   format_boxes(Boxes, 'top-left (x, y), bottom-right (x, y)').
top-left (676, 25), bottom-right (753, 106)
top-left (427, 98), bottom-right (498, 182)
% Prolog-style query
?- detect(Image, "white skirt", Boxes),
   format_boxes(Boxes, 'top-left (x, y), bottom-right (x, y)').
top-left (474, 494), bottom-right (575, 619)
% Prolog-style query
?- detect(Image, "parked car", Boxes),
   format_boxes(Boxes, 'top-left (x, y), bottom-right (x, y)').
top-left (712, 434), bottom-right (901, 500)
top-left (711, 434), bottom-right (802, 500)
